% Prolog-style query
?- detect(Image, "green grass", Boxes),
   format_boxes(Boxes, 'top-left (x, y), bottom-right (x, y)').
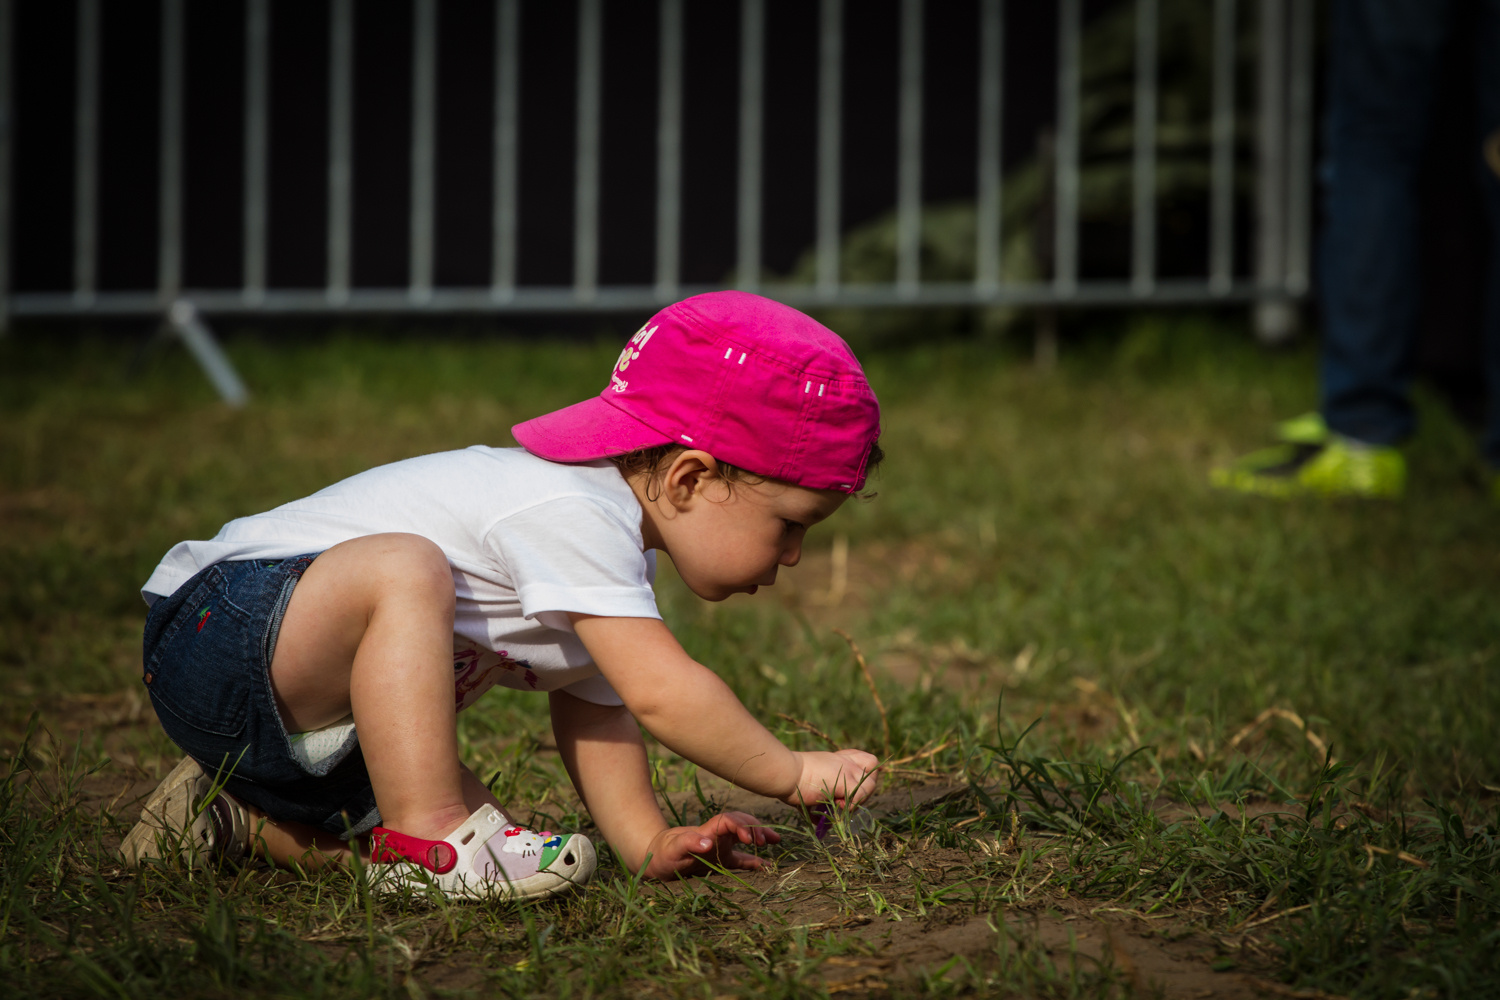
top-left (2, 314), bottom-right (1498, 998)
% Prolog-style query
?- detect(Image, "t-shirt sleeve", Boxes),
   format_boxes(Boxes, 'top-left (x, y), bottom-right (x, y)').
top-left (487, 495), bottom-right (662, 625)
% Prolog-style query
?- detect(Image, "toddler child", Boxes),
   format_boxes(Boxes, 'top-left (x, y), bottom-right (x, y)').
top-left (122, 291), bottom-right (883, 900)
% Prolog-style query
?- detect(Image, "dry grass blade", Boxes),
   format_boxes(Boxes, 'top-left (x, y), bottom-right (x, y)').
top-left (815, 533), bottom-right (849, 606)
top-left (1362, 844), bottom-right (1431, 870)
top-left (1227, 707), bottom-right (1334, 763)
top-left (776, 713), bottom-right (839, 749)
top-left (886, 739), bottom-right (956, 767)
top-left (953, 809), bottom-right (988, 829)
top-left (833, 628), bottom-right (890, 755)
top-left (792, 914), bottom-right (873, 931)
top-left (826, 976), bottom-right (889, 995)
top-left (1235, 902), bottom-right (1313, 932)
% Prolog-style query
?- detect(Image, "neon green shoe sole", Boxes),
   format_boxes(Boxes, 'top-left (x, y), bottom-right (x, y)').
top-left (1273, 411), bottom-right (1330, 446)
top-left (1212, 435), bottom-right (1405, 499)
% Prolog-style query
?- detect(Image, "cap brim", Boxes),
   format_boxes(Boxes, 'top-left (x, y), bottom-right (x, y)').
top-left (512, 395), bottom-right (674, 462)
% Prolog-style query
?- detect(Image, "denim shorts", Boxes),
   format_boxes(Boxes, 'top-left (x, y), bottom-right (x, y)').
top-left (142, 554), bottom-right (381, 838)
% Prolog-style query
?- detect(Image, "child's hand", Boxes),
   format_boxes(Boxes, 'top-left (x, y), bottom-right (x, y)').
top-left (638, 811), bottom-right (781, 880)
top-left (784, 749), bottom-right (880, 807)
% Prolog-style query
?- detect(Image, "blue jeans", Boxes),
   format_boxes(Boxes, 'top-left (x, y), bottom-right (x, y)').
top-left (1318, 0), bottom-right (1500, 465)
top-left (142, 555), bottom-right (382, 839)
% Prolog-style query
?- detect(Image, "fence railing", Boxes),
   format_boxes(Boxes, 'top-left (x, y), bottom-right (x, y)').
top-left (0, 0), bottom-right (1315, 334)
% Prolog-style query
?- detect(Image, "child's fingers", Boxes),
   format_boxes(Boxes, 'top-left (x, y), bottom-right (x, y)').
top-left (719, 810), bottom-right (778, 845)
top-left (722, 849), bottom-right (767, 870)
top-left (702, 810), bottom-right (777, 846)
top-left (674, 815), bottom-right (778, 870)
top-left (697, 813), bottom-right (744, 842)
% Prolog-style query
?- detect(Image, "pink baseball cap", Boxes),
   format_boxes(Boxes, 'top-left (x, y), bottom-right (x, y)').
top-left (512, 291), bottom-right (881, 493)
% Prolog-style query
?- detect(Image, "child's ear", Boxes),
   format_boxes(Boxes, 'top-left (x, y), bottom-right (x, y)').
top-left (663, 450), bottom-right (719, 510)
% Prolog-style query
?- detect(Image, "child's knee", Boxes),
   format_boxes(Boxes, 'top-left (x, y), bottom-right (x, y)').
top-left (368, 533), bottom-right (455, 610)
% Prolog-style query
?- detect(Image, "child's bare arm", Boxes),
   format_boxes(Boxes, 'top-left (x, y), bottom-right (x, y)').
top-left (547, 690), bottom-right (664, 863)
top-left (549, 690), bottom-right (778, 877)
top-left (569, 614), bottom-right (879, 805)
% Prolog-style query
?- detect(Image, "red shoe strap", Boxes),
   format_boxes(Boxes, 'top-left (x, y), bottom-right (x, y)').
top-left (370, 826), bottom-right (458, 874)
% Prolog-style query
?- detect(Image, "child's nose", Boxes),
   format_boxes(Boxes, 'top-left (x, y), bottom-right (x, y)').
top-left (780, 541), bottom-right (802, 567)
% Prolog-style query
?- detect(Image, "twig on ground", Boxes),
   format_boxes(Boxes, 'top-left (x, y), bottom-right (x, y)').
top-left (953, 807), bottom-right (988, 829)
top-left (1227, 707), bottom-right (1334, 762)
top-left (1362, 844), bottom-right (1430, 870)
top-left (791, 914), bottom-right (873, 932)
top-left (1235, 902), bottom-right (1313, 932)
top-left (825, 976), bottom-right (888, 995)
top-left (886, 739), bottom-right (957, 767)
top-left (1089, 906), bottom-right (1170, 920)
top-left (834, 628), bottom-right (891, 755)
top-left (775, 713), bottom-right (839, 749)
top-left (1227, 893), bottom-right (1281, 933)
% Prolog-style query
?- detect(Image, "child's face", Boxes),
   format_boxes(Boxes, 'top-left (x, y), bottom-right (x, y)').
top-left (661, 473), bottom-right (847, 603)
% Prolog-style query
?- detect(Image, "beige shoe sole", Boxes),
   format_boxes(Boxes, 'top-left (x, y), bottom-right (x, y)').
top-left (119, 757), bottom-right (218, 867)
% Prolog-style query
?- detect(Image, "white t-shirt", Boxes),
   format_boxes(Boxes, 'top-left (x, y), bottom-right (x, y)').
top-left (142, 447), bottom-right (660, 707)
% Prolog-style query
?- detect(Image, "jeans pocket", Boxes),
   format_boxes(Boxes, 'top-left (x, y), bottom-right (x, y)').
top-left (145, 573), bottom-right (252, 739)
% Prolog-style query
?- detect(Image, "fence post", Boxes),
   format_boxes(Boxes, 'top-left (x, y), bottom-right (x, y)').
top-left (492, 0), bottom-right (520, 300)
top-left (410, 0), bottom-right (437, 302)
top-left (896, 0), bottom-right (923, 297)
top-left (974, 0), bottom-right (1003, 295)
top-left (327, 0), bottom-right (354, 303)
top-left (244, 0), bottom-right (270, 303)
top-left (655, 0), bottom-right (682, 299)
top-left (737, 0), bottom-right (765, 291)
top-left (574, 0), bottom-right (602, 301)
top-left (816, 0), bottom-right (842, 298)
top-left (74, 0), bottom-right (100, 307)
top-left (1209, 0), bottom-right (1236, 295)
top-left (1255, 0), bottom-right (1295, 343)
top-left (1284, 0), bottom-right (1315, 298)
top-left (0, 0), bottom-right (12, 335)
top-left (1131, 0), bottom-right (1158, 296)
top-left (158, 0), bottom-right (184, 304)
top-left (1053, 0), bottom-right (1080, 298)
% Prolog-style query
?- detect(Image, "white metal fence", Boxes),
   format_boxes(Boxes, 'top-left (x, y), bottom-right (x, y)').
top-left (0, 0), bottom-right (1315, 332)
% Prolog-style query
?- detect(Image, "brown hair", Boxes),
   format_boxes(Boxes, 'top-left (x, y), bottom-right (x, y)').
top-left (610, 441), bottom-right (884, 501)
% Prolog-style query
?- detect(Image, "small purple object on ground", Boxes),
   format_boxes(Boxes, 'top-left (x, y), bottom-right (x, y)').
top-left (812, 805), bottom-right (832, 840)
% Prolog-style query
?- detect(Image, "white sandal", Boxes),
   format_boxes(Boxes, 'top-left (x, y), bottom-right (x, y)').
top-left (366, 803), bottom-right (596, 901)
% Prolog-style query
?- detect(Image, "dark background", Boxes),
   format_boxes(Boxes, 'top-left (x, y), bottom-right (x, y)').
top-left (12, 0), bottom-right (1074, 292)
top-left (7, 0), bottom-right (1491, 414)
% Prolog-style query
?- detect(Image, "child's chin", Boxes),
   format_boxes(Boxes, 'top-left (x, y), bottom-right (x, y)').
top-left (693, 586), bottom-right (746, 602)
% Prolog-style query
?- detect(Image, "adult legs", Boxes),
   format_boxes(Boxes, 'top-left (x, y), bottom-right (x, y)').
top-left (1318, 0), bottom-right (1453, 445)
top-left (1476, 2), bottom-right (1500, 469)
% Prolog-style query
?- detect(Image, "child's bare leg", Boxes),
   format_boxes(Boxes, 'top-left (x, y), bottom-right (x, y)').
top-left (267, 533), bottom-right (486, 844)
top-left (247, 767), bottom-right (505, 869)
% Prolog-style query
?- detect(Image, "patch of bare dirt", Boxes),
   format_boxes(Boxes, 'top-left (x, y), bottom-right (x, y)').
top-left (664, 845), bottom-right (1277, 999)
top-left (656, 780), bottom-right (1284, 999)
